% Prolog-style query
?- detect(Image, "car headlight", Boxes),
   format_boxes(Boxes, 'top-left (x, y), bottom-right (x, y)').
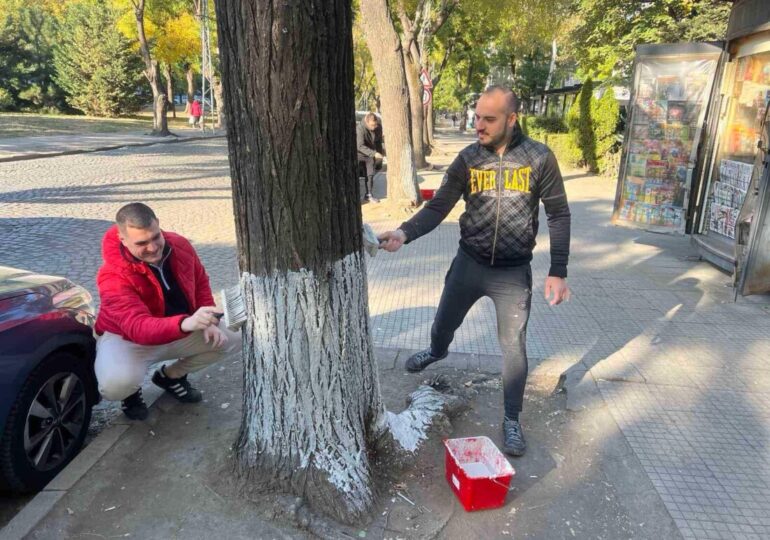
top-left (53, 285), bottom-right (96, 326)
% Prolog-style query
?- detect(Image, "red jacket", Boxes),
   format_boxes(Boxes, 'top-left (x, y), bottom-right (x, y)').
top-left (190, 100), bottom-right (202, 117)
top-left (94, 225), bottom-right (215, 345)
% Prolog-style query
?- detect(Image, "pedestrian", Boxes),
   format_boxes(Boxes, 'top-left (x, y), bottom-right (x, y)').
top-left (357, 112), bottom-right (385, 203)
top-left (94, 202), bottom-right (240, 420)
top-left (190, 98), bottom-right (202, 129)
top-left (451, 113), bottom-right (458, 127)
top-left (377, 86), bottom-right (571, 457)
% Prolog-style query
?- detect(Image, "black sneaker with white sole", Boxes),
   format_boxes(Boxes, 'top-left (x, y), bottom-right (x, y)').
top-left (121, 389), bottom-right (149, 420)
top-left (151, 366), bottom-right (203, 403)
top-left (502, 419), bottom-right (526, 456)
top-left (405, 348), bottom-right (449, 373)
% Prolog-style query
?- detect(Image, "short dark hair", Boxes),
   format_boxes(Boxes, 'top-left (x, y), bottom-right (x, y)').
top-left (482, 85), bottom-right (520, 114)
top-left (116, 203), bottom-right (157, 229)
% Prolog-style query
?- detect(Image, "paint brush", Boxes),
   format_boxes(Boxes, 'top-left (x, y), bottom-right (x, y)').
top-left (362, 223), bottom-right (382, 258)
top-left (220, 284), bottom-right (247, 331)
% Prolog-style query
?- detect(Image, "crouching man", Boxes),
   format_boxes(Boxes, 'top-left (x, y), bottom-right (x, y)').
top-left (94, 202), bottom-right (239, 420)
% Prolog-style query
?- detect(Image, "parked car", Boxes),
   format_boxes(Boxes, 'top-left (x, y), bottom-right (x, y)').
top-left (0, 266), bottom-right (99, 493)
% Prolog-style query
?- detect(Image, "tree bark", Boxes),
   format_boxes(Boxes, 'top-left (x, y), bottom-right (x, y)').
top-left (184, 64), bottom-right (195, 114)
top-left (131, 0), bottom-right (170, 135)
top-left (216, 0), bottom-right (463, 525)
top-left (213, 75), bottom-right (224, 128)
top-left (163, 63), bottom-right (176, 118)
top-left (359, 0), bottom-right (420, 205)
top-left (403, 47), bottom-right (429, 168)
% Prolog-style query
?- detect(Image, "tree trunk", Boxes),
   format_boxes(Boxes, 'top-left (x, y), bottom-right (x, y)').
top-left (424, 98), bottom-right (434, 147)
top-left (185, 64), bottom-right (195, 114)
top-left (216, 0), bottom-right (462, 525)
top-left (213, 75), bottom-right (224, 128)
top-left (403, 49), bottom-right (429, 168)
top-left (216, 0), bottom-right (382, 523)
top-left (542, 38), bottom-right (557, 116)
top-left (359, 0), bottom-right (420, 205)
top-left (132, 0), bottom-right (170, 136)
top-left (163, 63), bottom-right (176, 118)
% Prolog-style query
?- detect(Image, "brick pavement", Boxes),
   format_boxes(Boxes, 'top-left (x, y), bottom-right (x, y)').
top-left (2, 133), bottom-right (770, 538)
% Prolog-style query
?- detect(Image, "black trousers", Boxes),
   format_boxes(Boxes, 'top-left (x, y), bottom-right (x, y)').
top-left (430, 248), bottom-right (532, 417)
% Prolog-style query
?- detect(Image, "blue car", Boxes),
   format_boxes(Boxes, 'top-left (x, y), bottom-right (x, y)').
top-left (0, 266), bottom-right (99, 492)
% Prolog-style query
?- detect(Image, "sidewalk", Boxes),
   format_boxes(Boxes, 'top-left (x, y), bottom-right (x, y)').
top-left (0, 127), bottom-right (224, 162)
top-left (4, 128), bottom-right (770, 539)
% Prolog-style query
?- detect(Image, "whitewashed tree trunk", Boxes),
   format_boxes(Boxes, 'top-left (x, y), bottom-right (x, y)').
top-left (216, 0), bottom-right (460, 525)
top-left (236, 253), bottom-right (384, 521)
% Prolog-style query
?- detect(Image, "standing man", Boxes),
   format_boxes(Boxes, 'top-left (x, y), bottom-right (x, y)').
top-left (94, 203), bottom-right (239, 420)
top-left (357, 112), bottom-right (385, 203)
top-left (378, 86), bottom-right (571, 456)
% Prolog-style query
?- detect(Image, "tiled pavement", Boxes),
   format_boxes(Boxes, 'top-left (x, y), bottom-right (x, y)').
top-left (2, 132), bottom-right (770, 538)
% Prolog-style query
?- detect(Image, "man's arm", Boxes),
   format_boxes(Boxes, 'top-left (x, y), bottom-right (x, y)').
top-left (397, 154), bottom-right (467, 243)
top-left (538, 150), bottom-right (571, 278)
top-left (98, 276), bottom-right (187, 346)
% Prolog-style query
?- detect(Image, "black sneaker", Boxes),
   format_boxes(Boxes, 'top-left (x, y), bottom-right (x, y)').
top-left (121, 389), bottom-right (149, 420)
top-left (405, 348), bottom-right (448, 373)
top-left (502, 419), bottom-right (526, 457)
top-left (152, 366), bottom-right (202, 403)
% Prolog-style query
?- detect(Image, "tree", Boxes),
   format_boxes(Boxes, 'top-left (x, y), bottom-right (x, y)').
top-left (155, 11), bottom-right (200, 117)
top-left (54, 1), bottom-right (143, 117)
top-left (122, 0), bottom-right (171, 135)
top-left (360, 0), bottom-right (421, 205)
top-left (396, 0), bottom-right (459, 163)
top-left (566, 0), bottom-right (731, 82)
top-left (0, 0), bottom-right (67, 112)
top-left (215, 0), bottom-right (459, 524)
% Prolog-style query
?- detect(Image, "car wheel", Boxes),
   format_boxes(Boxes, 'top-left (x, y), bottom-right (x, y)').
top-left (0, 350), bottom-right (93, 492)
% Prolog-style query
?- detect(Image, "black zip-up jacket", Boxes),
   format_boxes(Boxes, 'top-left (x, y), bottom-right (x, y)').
top-left (399, 126), bottom-right (571, 278)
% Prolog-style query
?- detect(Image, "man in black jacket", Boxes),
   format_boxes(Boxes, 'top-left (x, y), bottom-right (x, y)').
top-left (357, 112), bottom-right (385, 203)
top-left (378, 86), bottom-right (571, 457)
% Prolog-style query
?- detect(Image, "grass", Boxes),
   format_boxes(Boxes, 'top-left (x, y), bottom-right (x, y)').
top-left (0, 111), bottom-right (194, 138)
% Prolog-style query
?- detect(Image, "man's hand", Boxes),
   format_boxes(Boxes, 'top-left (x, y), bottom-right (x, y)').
top-left (544, 277), bottom-right (571, 306)
top-left (374, 152), bottom-right (383, 160)
top-left (203, 324), bottom-right (228, 348)
top-left (181, 306), bottom-right (223, 333)
top-left (378, 229), bottom-right (406, 252)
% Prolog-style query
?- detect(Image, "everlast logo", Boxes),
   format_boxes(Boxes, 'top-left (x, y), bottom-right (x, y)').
top-left (469, 166), bottom-right (531, 195)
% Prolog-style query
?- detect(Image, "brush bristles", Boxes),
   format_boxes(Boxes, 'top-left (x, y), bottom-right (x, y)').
top-left (220, 285), bottom-right (247, 331)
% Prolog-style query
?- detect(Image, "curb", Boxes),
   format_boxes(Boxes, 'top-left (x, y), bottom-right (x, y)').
top-left (0, 133), bottom-right (225, 164)
top-left (0, 385), bottom-right (166, 540)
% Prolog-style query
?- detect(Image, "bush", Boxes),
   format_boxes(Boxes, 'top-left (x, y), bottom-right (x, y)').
top-left (0, 88), bottom-right (14, 111)
top-left (567, 78), bottom-right (598, 171)
top-left (593, 88), bottom-right (621, 175)
top-left (544, 133), bottom-right (582, 169)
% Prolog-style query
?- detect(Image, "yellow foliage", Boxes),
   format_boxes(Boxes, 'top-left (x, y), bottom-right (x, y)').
top-left (156, 12), bottom-right (200, 63)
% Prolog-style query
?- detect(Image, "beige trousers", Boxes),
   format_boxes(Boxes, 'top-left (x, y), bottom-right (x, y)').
top-left (95, 322), bottom-right (240, 401)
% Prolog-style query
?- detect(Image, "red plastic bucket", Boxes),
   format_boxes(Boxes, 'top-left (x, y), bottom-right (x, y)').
top-left (444, 436), bottom-right (515, 511)
top-left (420, 188), bottom-right (436, 201)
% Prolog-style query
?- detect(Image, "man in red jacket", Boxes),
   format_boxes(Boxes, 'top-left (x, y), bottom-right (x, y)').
top-left (94, 203), bottom-right (239, 420)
